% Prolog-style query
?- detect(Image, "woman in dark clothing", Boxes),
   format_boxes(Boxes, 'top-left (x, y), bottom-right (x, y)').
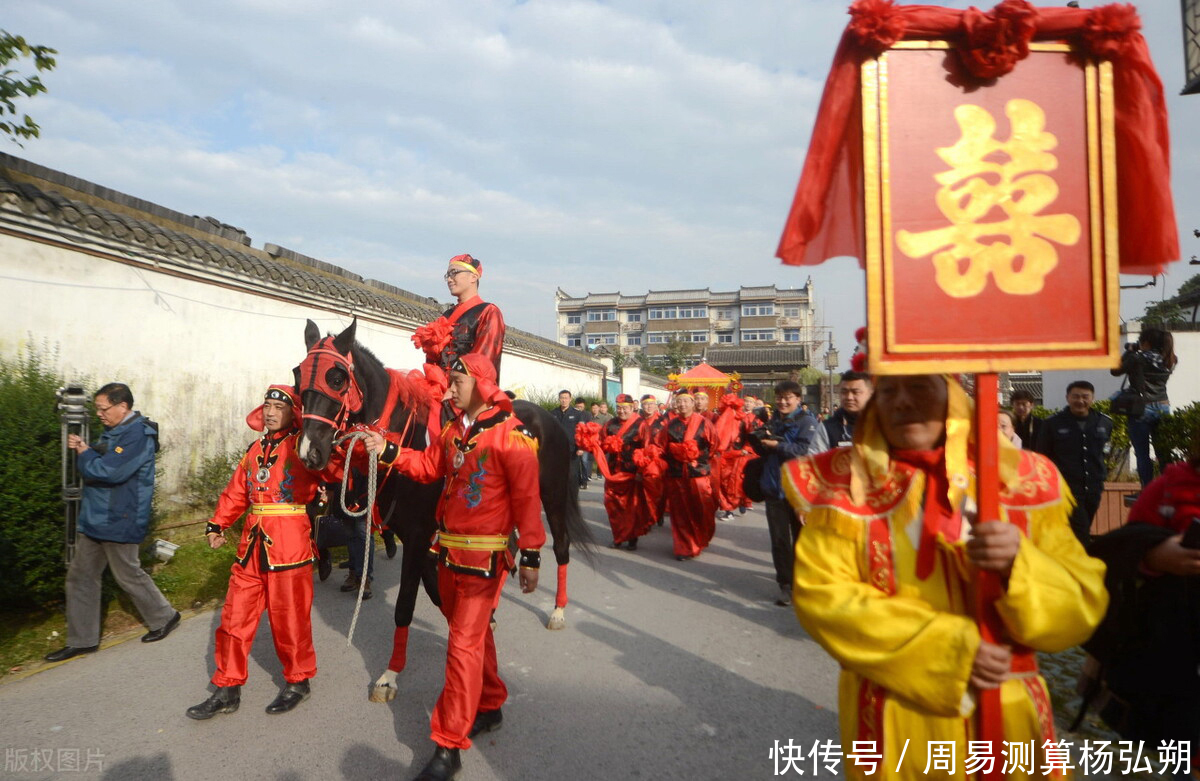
top-left (1086, 431), bottom-right (1200, 777)
top-left (1112, 327), bottom-right (1177, 486)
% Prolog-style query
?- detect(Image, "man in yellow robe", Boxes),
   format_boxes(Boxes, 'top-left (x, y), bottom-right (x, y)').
top-left (783, 374), bottom-right (1107, 780)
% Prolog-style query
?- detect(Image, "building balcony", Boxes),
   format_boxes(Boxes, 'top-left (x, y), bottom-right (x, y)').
top-left (778, 316), bottom-right (804, 327)
top-left (621, 321), bottom-right (644, 331)
top-left (563, 324), bottom-right (583, 335)
top-left (711, 319), bottom-right (734, 329)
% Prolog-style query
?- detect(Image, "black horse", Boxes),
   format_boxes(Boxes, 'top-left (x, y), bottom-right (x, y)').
top-left (294, 319), bottom-right (594, 702)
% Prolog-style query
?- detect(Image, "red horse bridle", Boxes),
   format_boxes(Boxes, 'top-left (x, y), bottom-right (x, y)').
top-left (298, 336), bottom-right (364, 432)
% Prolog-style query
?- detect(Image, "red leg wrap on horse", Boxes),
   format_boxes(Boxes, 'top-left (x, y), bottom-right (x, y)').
top-left (389, 625), bottom-right (409, 672)
top-left (555, 563), bottom-right (568, 609)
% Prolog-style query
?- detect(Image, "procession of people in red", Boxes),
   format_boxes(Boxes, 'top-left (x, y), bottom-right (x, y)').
top-left (577, 387), bottom-right (763, 559)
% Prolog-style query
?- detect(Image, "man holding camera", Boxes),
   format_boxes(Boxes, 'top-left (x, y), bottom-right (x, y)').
top-left (752, 380), bottom-right (821, 607)
top-left (45, 383), bottom-right (179, 663)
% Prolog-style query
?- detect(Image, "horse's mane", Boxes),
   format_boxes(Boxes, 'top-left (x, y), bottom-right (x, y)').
top-left (352, 340), bottom-right (432, 426)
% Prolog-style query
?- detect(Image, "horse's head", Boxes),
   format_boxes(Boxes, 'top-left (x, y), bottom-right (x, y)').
top-left (296, 318), bottom-right (362, 469)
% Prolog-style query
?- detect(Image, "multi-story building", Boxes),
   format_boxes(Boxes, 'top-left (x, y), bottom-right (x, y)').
top-left (555, 282), bottom-right (820, 392)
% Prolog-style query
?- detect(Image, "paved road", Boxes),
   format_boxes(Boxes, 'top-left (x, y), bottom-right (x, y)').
top-left (0, 493), bottom-right (841, 780)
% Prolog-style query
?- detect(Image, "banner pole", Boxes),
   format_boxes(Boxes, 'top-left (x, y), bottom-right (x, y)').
top-left (974, 372), bottom-right (1004, 780)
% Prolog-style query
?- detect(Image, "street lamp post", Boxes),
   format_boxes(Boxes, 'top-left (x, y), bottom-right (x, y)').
top-left (824, 335), bottom-right (839, 416)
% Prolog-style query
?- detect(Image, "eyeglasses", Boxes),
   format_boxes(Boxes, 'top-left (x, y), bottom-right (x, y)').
top-left (443, 269), bottom-right (472, 281)
top-left (94, 404), bottom-right (114, 413)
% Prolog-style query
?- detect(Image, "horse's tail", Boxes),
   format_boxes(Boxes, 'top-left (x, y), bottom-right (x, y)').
top-left (561, 475), bottom-right (598, 566)
top-left (513, 400), bottom-right (598, 567)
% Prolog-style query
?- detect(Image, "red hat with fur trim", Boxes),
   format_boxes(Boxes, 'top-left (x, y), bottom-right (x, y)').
top-left (246, 384), bottom-right (302, 432)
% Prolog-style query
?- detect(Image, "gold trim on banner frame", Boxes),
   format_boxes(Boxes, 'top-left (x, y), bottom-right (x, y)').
top-left (862, 41), bottom-right (1120, 374)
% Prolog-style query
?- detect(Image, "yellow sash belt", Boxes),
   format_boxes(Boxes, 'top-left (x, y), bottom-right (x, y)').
top-left (436, 532), bottom-right (509, 551)
top-left (249, 503), bottom-right (308, 515)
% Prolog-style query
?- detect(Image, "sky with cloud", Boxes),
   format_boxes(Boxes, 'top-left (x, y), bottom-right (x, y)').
top-left (5, 0), bottom-right (1199, 361)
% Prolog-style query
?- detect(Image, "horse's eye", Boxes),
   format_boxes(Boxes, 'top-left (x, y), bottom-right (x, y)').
top-left (326, 368), bottom-right (346, 390)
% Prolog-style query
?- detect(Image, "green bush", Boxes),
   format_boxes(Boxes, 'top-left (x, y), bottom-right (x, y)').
top-left (0, 349), bottom-right (79, 607)
top-left (183, 448), bottom-right (245, 513)
top-left (1154, 401), bottom-right (1200, 466)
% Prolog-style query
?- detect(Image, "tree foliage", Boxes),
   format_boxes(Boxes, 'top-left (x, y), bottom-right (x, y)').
top-left (659, 332), bottom-right (696, 375)
top-left (1142, 272), bottom-right (1200, 326)
top-left (0, 30), bottom-right (56, 144)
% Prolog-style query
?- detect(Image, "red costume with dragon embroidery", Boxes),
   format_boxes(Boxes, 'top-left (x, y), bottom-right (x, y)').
top-left (205, 385), bottom-right (344, 688)
top-left (377, 353), bottom-right (543, 752)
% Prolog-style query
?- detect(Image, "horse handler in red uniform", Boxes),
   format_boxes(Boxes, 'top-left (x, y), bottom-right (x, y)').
top-left (364, 352), bottom-right (544, 781)
top-left (186, 385), bottom-right (343, 720)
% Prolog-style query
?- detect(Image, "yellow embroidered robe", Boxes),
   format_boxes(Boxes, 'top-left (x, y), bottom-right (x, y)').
top-left (783, 447), bottom-right (1107, 780)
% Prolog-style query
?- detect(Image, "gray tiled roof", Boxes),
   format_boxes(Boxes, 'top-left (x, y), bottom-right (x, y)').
top-left (0, 154), bottom-right (598, 371)
top-left (644, 288), bottom-right (711, 303)
top-left (703, 344), bottom-right (811, 369)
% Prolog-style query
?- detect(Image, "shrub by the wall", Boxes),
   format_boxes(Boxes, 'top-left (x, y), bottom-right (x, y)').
top-left (0, 349), bottom-right (74, 607)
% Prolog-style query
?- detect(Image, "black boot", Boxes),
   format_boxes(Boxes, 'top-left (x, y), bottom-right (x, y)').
top-left (413, 745), bottom-right (462, 781)
top-left (265, 680), bottom-right (310, 714)
top-left (186, 685), bottom-right (241, 720)
top-left (469, 707), bottom-right (503, 737)
top-left (626, 538), bottom-right (638, 551)
top-left (317, 550), bottom-right (332, 582)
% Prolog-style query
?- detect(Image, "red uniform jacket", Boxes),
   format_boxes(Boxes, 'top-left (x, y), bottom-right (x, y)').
top-left (208, 428), bottom-right (342, 571)
top-left (381, 405), bottom-right (545, 577)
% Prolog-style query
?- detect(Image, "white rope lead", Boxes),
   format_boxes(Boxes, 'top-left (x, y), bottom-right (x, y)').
top-left (334, 430), bottom-right (377, 647)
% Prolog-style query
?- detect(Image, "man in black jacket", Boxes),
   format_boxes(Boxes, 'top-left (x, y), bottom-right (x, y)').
top-left (1034, 381), bottom-right (1112, 543)
top-left (551, 390), bottom-right (590, 490)
top-left (819, 370), bottom-right (872, 451)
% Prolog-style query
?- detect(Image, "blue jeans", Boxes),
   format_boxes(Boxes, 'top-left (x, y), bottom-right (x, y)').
top-left (1128, 401), bottom-right (1169, 487)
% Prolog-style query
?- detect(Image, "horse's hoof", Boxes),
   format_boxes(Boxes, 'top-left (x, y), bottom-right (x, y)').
top-left (369, 684), bottom-right (397, 703)
top-left (546, 607), bottom-right (566, 631)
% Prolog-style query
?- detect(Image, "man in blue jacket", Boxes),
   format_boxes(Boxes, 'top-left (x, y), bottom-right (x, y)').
top-left (754, 380), bottom-right (820, 607)
top-left (45, 383), bottom-right (180, 662)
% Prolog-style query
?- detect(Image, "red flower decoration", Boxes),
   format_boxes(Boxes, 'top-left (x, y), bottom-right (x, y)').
top-left (575, 421), bottom-right (603, 452)
top-left (850, 351), bottom-right (867, 373)
top-left (958, 0), bottom-right (1036, 80)
top-left (408, 364), bottom-right (448, 404)
top-left (602, 434), bottom-right (626, 454)
top-left (854, 326), bottom-right (867, 344)
top-left (412, 317), bottom-right (454, 355)
top-left (633, 444), bottom-right (662, 467)
top-left (719, 394), bottom-right (743, 412)
top-left (847, 0), bottom-right (907, 55)
top-left (668, 440), bottom-right (701, 465)
top-left (1080, 4), bottom-right (1141, 60)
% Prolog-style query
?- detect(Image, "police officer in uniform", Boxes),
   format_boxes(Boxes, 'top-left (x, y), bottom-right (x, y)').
top-left (1034, 380), bottom-right (1112, 543)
